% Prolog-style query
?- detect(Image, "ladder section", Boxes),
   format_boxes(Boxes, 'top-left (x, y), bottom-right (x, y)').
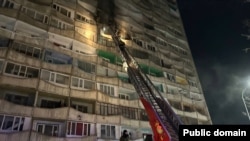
top-left (110, 27), bottom-right (182, 141)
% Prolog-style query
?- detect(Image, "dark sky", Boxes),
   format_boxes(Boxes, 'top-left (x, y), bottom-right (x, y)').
top-left (177, 0), bottom-right (250, 124)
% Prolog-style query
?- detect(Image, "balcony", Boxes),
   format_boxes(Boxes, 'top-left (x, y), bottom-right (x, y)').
top-left (55, 0), bottom-right (76, 9)
top-left (96, 76), bottom-right (119, 86)
top-left (0, 47), bottom-right (7, 58)
top-left (77, 0), bottom-right (97, 14)
top-left (118, 80), bottom-right (134, 90)
top-left (33, 107), bottom-right (68, 120)
top-left (96, 115), bottom-right (120, 124)
top-left (7, 50), bottom-right (41, 68)
top-left (68, 108), bottom-right (96, 123)
top-left (14, 33), bottom-right (46, 47)
top-left (0, 75), bottom-right (38, 89)
top-left (48, 27), bottom-right (74, 38)
top-left (119, 99), bottom-right (140, 108)
top-left (0, 131), bottom-right (29, 141)
top-left (121, 116), bottom-right (140, 128)
top-left (139, 121), bottom-right (150, 128)
top-left (97, 92), bottom-right (119, 105)
top-left (18, 13), bottom-right (48, 30)
top-left (172, 107), bottom-right (208, 121)
top-left (38, 80), bottom-right (70, 97)
top-left (42, 62), bottom-right (72, 74)
top-left (72, 67), bottom-right (96, 81)
top-left (0, 99), bottom-right (33, 116)
top-left (30, 131), bottom-right (97, 141)
top-left (0, 27), bottom-right (13, 39)
top-left (70, 89), bottom-right (97, 100)
top-left (0, 8), bottom-right (18, 18)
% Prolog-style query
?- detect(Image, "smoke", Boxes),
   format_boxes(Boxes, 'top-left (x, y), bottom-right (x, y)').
top-left (96, 0), bottom-right (115, 24)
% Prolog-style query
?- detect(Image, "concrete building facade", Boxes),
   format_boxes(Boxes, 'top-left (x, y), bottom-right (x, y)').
top-left (0, 0), bottom-right (212, 140)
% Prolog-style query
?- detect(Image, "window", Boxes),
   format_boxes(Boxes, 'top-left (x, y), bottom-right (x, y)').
top-left (71, 77), bottom-right (95, 90)
top-left (140, 110), bottom-right (149, 121)
top-left (41, 70), bottom-right (69, 85)
top-left (4, 62), bottom-right (39, 78)
top-left (2, 0), bottom-right (14, 8)
top-left (188, 80), bottom-right (197, 88)
top-left (0, 38), bottom-right (10, 47)
top-left (4, 93), bottom-right (31, 106)
top-left (67, 121), bottom-right (90, 136)
top-left (40, 99), bottom-right (62, 108)
top-left (52, 4), bottom-right (71, 17)
top-left (99, 84), bottom-right (115, 96)
top-left (166, 73), bottom-right (175, 82)
top-left (75, 13), bottom-right (95, 25)
top-left (119, 94), bottom-right (129, 100)
top-left (71, 104), bottom-right (88, 113)
top-left (101, 125), bottom-right (116, 139)
top-left (0, 114), bottom-right (25, 131)
top-left (21, 7), bottom-right (49, 24)
top-left (50, 18), bottom-right (73, 30)
top-left (12, 42), bottom-right (41, 59)
top-left (77, 60), bottom-right (96, 73)
top-left (147, 45), bottom-right (156, 52)
top-left (37, 123), bottom-right (59, 137)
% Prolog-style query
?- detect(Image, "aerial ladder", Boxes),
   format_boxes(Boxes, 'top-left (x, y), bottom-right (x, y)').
top-left (110, 27), bottom-right (183, 141)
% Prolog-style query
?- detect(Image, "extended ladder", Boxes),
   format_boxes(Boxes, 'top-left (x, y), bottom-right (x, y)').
top-left (110, 27), bottom-right (183, 141)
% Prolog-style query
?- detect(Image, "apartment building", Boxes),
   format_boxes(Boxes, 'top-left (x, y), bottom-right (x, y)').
top-left (0, 0), bottom-right (212, 140)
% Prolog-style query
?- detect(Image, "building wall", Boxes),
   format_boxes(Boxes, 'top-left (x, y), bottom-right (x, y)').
top-left (0, 0), bottom-right (212, 140)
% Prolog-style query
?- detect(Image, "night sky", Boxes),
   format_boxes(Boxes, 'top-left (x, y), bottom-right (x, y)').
top-left (177, 0), bottom-right (250, 124)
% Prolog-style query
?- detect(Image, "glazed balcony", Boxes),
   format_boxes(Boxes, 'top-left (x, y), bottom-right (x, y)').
top-left (74, 32), bottom-right (97, 47)
top-left (70, 89), bottom-right (97, 100)
top-left (75, 21), bottom-right (96, 32)
top-left (139, 121), bottom-right (150, 128)
top-left (72, 67), bottom-right (96, 81)
top-left (38, 80), bottom-right (70, 97)
top-left (46, 41), bottom-right (72, 57)
top-left (121, 116), bottom-right (140, 128)
top-left (96, 115), bottom-right (120, 125)
top-left (18, 13), bottom-right (48, 30)
top-left (0, 8), bottom-right (18, 18)
top-left (68, 108), bottom-right (96, 123)
top-left (30, 131), bottom-right (97, 141)
top-left (0, 131), bottom-right (29, 141)
top-left (42, 62), bottom-right (72, 74)
top-left (96, 76), bottom-right (119, 86)
top-left (48, 27), bottom-right (74, 38)
top-left (0, 75), bottom-right (38, 89)
top-left (0, 47), bottom-right (7, 58)
top-left (14, 33), bottom-right (45, 47)
top-left (7, 50), bottom-right (41, 68)
top-left (0, 99), bottom-right (33, 116)
top-left (33, 107), bottom-right (68, 120)
top-left (0, 26), bottom-right (13, 39)
top-left (97, 58), bottom-right (119, 71)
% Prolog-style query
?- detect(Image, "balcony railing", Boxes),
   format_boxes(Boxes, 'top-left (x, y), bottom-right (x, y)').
top-left (0, 99), bottom-right (33, 117)
top-left (0, 75), bottom-right (38, 89)
top-left (96, 115), bottom-right (120, 124)
top-left (71, 89), bottom-right (97, 100)
top-left (0, 131), bottom-right (29, 141)
top-left (68, 108), bottom-right (96, 123)
top-left (14, 33), bottom-right (46, 47)
top-left (96, 76), bottom-right (119, 86)
top-left (42, 62), bottom-right (72, 74)
top-left (33, 107), bottom-right (68, 119)
top-left (72, 67), bottom-right (96, 81)
top-left (121, 116), bottom-right (140, 128)
top-left (0, 27), bottom-right (13, 39)
top-left (0, 8), bottom-right (18, 18)
top-left (38, 80), bottom-right (70, 96)
top-left (18, 13), bottom-right (48, 30)
top-left (7, 50), bottom-right (41, 68)
top-left (0, 47), bottom-right (7, 58)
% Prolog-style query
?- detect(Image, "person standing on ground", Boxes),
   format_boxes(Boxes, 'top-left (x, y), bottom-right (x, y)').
top-left (120, 130), bottom-right (129, 141)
